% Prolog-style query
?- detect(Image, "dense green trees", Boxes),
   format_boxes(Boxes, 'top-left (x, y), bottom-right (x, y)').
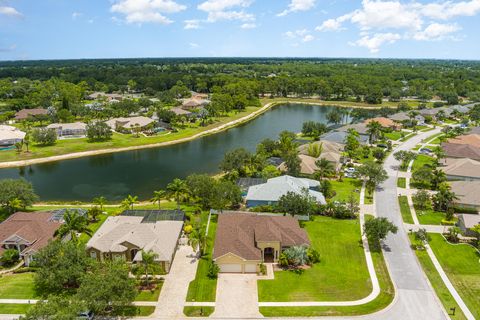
top-left (0, 178), bottom-right (38, 212)
top-left (86, 122), bottom-right (112, 142)
top-left (364, 217), bottom-right (398, 248)
top-left (31, 128), bottom-right (57, 146)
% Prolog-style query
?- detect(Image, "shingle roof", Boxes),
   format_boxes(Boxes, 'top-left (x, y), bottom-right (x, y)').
top-left (442, 143), bottom-right (480, 161)
top-left (335, 123), bottom-right (369, 135)
top-left (365, 117), bottom-right (398, 127)
top-left (457, 214), bottom-right (480, 229)
top-left (14, 108), bottom-right (48, 120)
top-left (320, 131), bottom-right (369, 144)
top-left (0, 212), bottom-right (61, 256)
top-left (213, 213), bottom-right (310, 261)
top-left (246, 175), bottom-right (326, 204)
top-left (446, 134), bottom-right (480, 148)
top-left (441, 158), bottom-right (480, 179)
top-left (449, 181), bottom-right (480, 207)
top-left (105, 116), bottom-right (154, 129)
top-left (86, 216), bottom-right (183, 262)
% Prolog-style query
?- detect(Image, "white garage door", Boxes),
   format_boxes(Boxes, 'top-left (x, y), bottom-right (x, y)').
top-left (219, 264), bottom-right (242, 273)
top-left (244, 264), bottom-right (257, 273)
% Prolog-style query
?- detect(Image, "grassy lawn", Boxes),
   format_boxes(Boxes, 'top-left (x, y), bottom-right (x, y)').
top-left (135, 282), bottom-right (163, 301)
top-left (383, 131), bottom-right (403, 141)
top-left (185, 214), bottom-right (218, 302)
top-left (412, 154), bottom-right (435, 171)
top-left (397, 177), bottom-right (406, 188)
top-left (0, 273), bottom-right (38, 299)
top-left (398, 196), bottom-right (414, 224)
top-left (260, 215), bottom-right (394, 317)
top-left (0, 304), bottom-right (33, 314)
top-left (429, 234), bottom-right (480, 319)
top-left (258, 216), bottom-right (371, 302)
top-left (183, 306), bottom-right (215, 317)
top-left (409, 234), bottom-right (467, 320)
top-left (0, 106), bottom-right (263, 163)
top-left (260, 97), bottom-right (431, 109)
top-left (414, 206), bottom-right (456, 225)
top-left (365, 187), bottom-right (374, 204)
top-left (116, 306), bottom-right (155, 317)
top-left (330, 178), bottom-right (362, 202)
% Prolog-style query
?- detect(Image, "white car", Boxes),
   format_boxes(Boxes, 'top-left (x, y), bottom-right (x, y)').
top-left (344, 167), bottom-right (356, 173)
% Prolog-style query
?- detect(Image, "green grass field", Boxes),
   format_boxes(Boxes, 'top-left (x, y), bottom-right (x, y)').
top-left (412, 154), bottom-right (435, 171)
top-left (383, 131), bottom-right (403, 141)
top-left (0, 304), bottom-right (33, 314)
top-left (397, 177), bottom-right (406, 188)
top-left (428, 234), bottom-right (480, 318)
top-left (398, 196), bottom-right (414, 224)
top-left (408, 234), bottom-right (467, 320)
top-left (258, 216), bottom-right (371, 302)
top-left (414, 206), bottom-right (456, 225)
top-left (185, 214), bottom-right (218, 302)
top-left (330, 178), bottom-right (362, 202)
top-left (259, 215), bottom-right (394, 317)
top-left (0, 273), bottom-right (38, 299)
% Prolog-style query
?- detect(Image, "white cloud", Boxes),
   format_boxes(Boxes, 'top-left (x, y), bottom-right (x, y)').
top-left (72, 12), bottom-right (82, 20)
top-left (284, 29), bottom-right (315, 43)
top-left (278, 0), bottom-right (315, 16)
top-left (241, 22), bottom-right (256, 29)
top-left (111, 0), bottom-right (186, 24)
top-left (0, 6), bottom-right (22, 17)
top-left (184, 19), bottom-right (200, 29)
top-left (198, 0), bottom-right (254, 23)
top-left (316, 0), bottom-right (478, 52)
top-left (302, 34), bottom-right (314, 42)
top-left (189, 42), bottom-right (200, 48)
top-left (413, 23), bottom-right (460, 41)
top-left (352, 32), bottom-right (401, 53)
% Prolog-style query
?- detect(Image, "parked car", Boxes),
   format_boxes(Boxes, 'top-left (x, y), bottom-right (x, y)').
top-left (419, 148), bottom-right (432, 154)
top-left (77, 311), bottom-right (94, 320)
top-left (344, 167), bottom-right (356, 173)
top-left (377, 143), bottom-right (388, 149)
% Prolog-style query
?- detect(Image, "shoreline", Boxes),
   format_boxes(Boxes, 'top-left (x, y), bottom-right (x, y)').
top-left (0, 99), bottom-right (382, 169)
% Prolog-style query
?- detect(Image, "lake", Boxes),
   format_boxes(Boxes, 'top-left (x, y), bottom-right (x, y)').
top-left (0, 104), bottom-right (348, 201)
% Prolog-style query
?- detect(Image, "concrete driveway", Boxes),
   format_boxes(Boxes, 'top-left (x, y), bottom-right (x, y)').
top-left (211, 274), bottom-right (262, 319)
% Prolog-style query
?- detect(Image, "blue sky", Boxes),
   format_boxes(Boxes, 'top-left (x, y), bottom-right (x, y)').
top-left (1, 0), bottom-right (480, 60)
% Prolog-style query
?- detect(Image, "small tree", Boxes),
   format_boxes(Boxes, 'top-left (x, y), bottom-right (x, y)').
top-left (31, 128), bottom-right (57, 146)
top-left (276, 190), bottom-right (315, 217)
top-left (86, 122), bottom-right (112, 142)
top-left (412, 190), bottom-right (432, 210)
top-left (356, 161), bottom-right (388, 193)
top-left (394, 150), bottom-right (417, 170)
top-left (363, 217), bottom-right (398, 249)
top-left (92, 196), bottom-right (107, 212)
top-left (140, 250), bottom-right (159, 288)
top-left (0, 249), bottom-right (20, 267)
top-left (207, 262), bottom-right (220, 279)
top-left (87, 206), bottom-right (102, 223)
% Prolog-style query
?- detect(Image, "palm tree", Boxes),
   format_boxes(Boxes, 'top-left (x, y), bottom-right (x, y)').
top-left (188, 225), bottom-right (207, 256)
top-left (314, 158), bottom-right (335, 180)
top-left (7, 198), bottom-right (23, 213)
top-left (150, 190), bottom-right (166, 210)
top-left (122, 195), bottom-right (138, 210)
top-left (166, 179), bottom-right (189, 209)
top-left (54, 210), bottom-right (92, 241)
top-left (366, 120), bottom-right (383, 144)
top-left (141, 250), bottom-right (159, 288)
top-left (93, 196), bottom-right (107, 212)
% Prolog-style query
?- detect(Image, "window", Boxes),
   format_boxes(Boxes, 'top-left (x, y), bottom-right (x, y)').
top-left (90, 251), bottom-right (97, 259)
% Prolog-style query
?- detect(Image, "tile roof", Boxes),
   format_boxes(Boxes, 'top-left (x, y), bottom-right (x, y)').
top-left (457, 214), bottom-right (480, 229)
top-left (449, 181), bottom-right (480, 207)
top-left (213, 213), bottom-right (310, 261)
top-left (442, 142), bottom-right (480, 161)
top-left (14, 108), bottom-right (48, 120)
top-left (105, 116), bottom-right (154, 130)
top-left (0, 212), bottom-right (61, 256)
top-left (446, 134), bottom-right (480, 148)
top-left (441, 158), bottom-right (480, 179)
top-left (46, 122), bottom-right (87, 131)
top-left (365, 117), bottom-right (398, 127)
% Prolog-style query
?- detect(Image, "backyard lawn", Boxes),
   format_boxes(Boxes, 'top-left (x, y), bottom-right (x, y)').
top-left (398, 196), bottom-right (414, 224)
top-left (409, 234), bottom-right (467, 320)
top-left (258, 216), bottom-right (371, 302)
top-left (428, 234), bottom-right (480, 319)
top-left (259, 215), bottom-right (394, 317)
top-left (185, 214), bottom-right (218, 302)
top-left (0, 273), bottom-right (38, 299)
top-left (330, 178), bottom-right (362, 202)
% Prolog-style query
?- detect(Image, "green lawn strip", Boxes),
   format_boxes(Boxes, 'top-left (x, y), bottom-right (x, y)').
top-left (183, 306), bottom-right (215, 317)
top-left (428, 234), bottom-right (480, 319)
top-left (115, 306), bottom-right (155, 317)
top-left (135, 282), bottom-right (163, 301)
top-left (258, 216), bottom-right (371, 302)
top-left (397, 177), bottom-right (406, 188)
top-left (400, 132), bottom-right (417, 142)
top-left (398, 196), bottom-right (414, 224)
top-left (259, 215), bottom-right (394, 317)
top-left (0, 304), bottom-right (33, 314)
top-left (365, 188), bottom-right (374, 204)
top-left (408, 234), bottom-right (467, 320)
top-left (412, 154), bottom-right (435, 171)
top-left (185, 215), bottom-right (218, 302)
top-left (0, 273), bottom-right (38, 299)
top-left (330, 178), bottom-right (362, 202)
top-left (383, 131), bottom-right (403, 141)
top-left (0, 106), bottom-right (263, 163)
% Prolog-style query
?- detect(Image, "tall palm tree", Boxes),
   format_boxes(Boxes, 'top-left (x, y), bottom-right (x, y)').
top-left (150, 190), bottom-right (166, 210)
top-left (122, 195), bottom-right (138, 210)
top-left (188, 225), bottom-right (207, 256)
top-left (54, 210), bottom-right (92, 241)
top-left (93, 196), bottom-right (107, 212)
top-left (166, 179), bottom-right (189, 209)
top-left (314, 158), bottom-right (335, 180)
top-left (141, 250), bottom-right (159, 287)
top-left (366, 121), bottom-right (383, 144)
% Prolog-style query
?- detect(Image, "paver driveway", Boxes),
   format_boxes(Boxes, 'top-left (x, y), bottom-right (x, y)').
top-left (211, 274), bottom-right (262, 319)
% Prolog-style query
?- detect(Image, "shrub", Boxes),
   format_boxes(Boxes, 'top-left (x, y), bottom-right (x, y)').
top-left (31, 128), bottom-right (57, 146)
top-left (183, 225), bottom-right (193, 234)
top-left (0, 249), bottom-right (19, 267)
top-left (441, 220), bottom-right (456, 226)
top-left (259, 263), bottom-right (266, 275)
top-left (207, 262), bottom-right (220, 279)
top-left (307, 248), bottom-right (320, 264)
top-left (453, 206), bottom-right (478, 214)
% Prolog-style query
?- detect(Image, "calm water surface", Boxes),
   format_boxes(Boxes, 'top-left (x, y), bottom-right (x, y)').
top-left (0, 104), bottom-right (347, 201)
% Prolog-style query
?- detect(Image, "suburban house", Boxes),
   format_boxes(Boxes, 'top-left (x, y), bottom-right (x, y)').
top-left (449, 181), bottom-right (480, 212)
top-left (320, 130), bottom-right (369, 145)
top-left (440, 158), bottom-right (480, 181)
top-left (418, 107), bottom-right (453, 120)
top-left (0, 212), bottom-right (62, 266)
top-left (446, 134), bottom-right (480, 148)
top-left (284, 140), bottom-right (344, 174)
top-left (245, 175), bottom-right (326, 207)
top-left (14, 108), bottom-right (48, 121)
top-left (46, 122), bottom-right (87, 138)
top-left (449, 105), bottom-right (471, 114)
top-left (389, 112), bottom-right (425, 124)
top-left (87, 92), bottom-right (123, 102)
top-left (213, 213), bottom-right (310, 273)
top-left (0, 125), bottom-right (26, 146)
top-left (457, 214), bottom-right (480, 237)
top-left (86, 210), bottom-right (184, 272)
top-left (105, 116), bottom-right (155, 132)
top-left (170, 107), bottom-right (193, 117)
top-left (441, 143), bottom-right (480, 161)
top-left (365, 117), bottom-right (401, 130)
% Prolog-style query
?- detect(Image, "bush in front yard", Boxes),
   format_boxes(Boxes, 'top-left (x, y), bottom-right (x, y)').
top-left (0, 249), bottom-right (19, 267)
top-left (207, 262), bottom-right (219, 279)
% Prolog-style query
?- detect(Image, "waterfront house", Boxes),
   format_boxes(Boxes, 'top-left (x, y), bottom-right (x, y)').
top-left (365, 117), bottom-right (401, 130)
top-left (105, 116), bottom-right (155, 132)
top-left (0, 125), bottom-right (26, 146)
top-left (46, 122), bottom-right (87, 138)
top-left (213, 213), bottom-right (310, 273)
